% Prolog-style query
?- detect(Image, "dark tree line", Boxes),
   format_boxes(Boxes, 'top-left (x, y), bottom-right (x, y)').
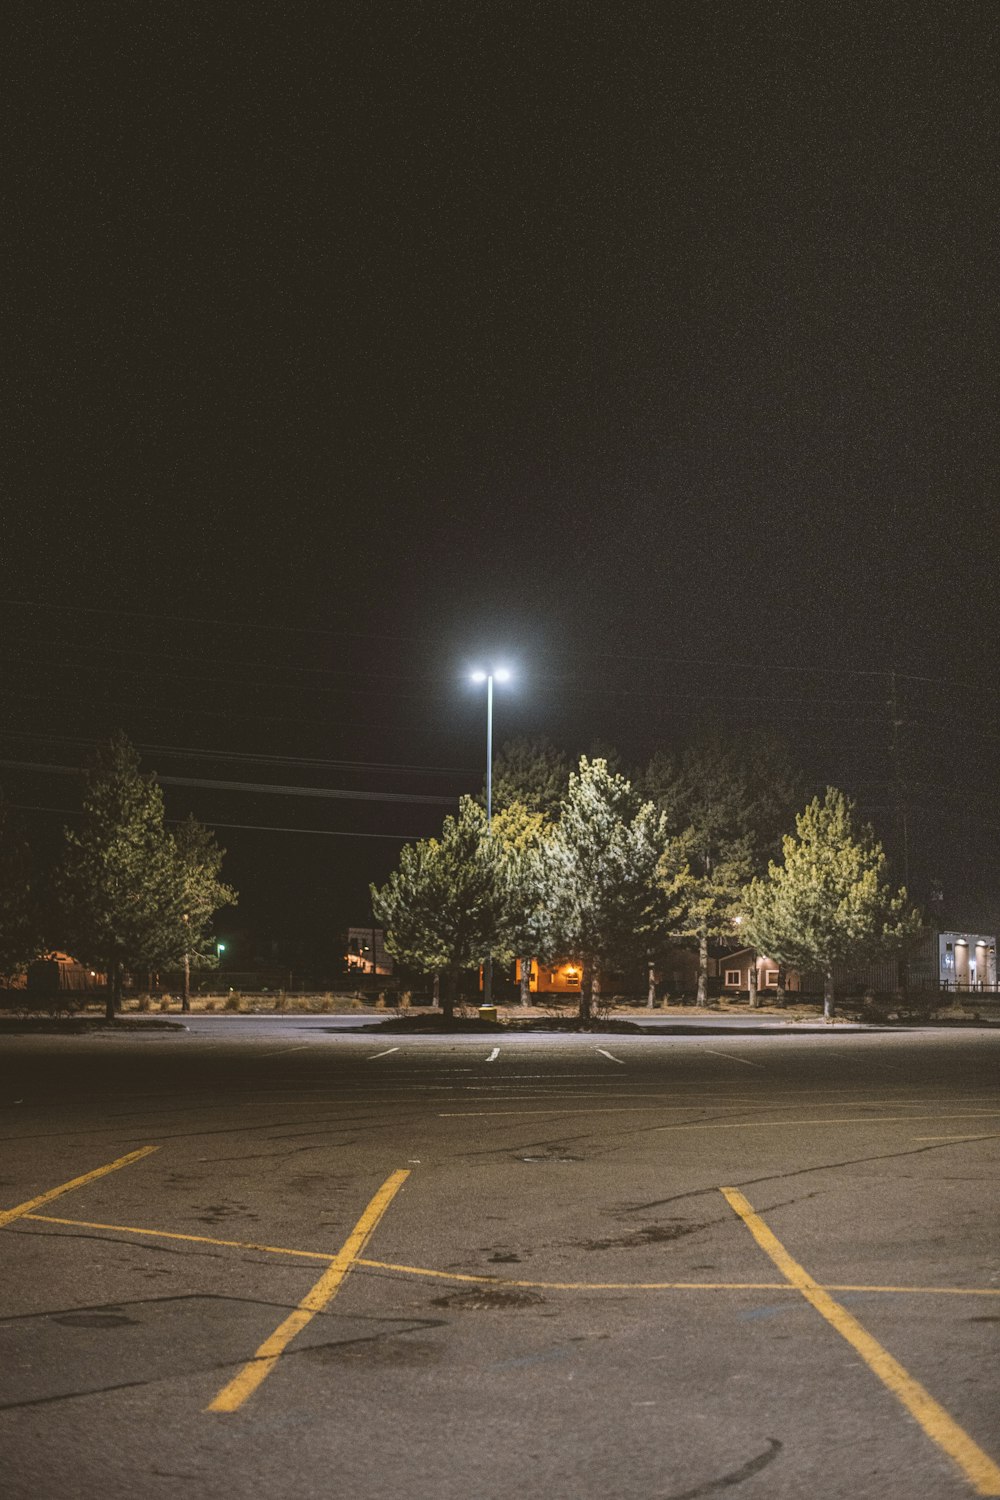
top-left (373, 734), bottom-right (920, 1020)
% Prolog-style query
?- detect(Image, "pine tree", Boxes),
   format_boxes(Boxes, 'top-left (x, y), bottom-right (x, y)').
top-left (743, 787), bottom-right (921, 1018)
top-left (371, 797), bottom-right (510, 1018)
top-left (491, 801), bottom-right (558, 1006)
top-left (546, 758), bottom-right (671, 1022)
top-left (642, 735), bottom-right (803, 1007)
top-left (59, 735), bottom-right (187, 1018)
top-left (489, 737), bottom-right (571, 820)
top-left (173, 815), bottom-right (238, 1012)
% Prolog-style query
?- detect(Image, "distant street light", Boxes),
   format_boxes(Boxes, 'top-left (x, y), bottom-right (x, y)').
top-left (470, 666), bottom-right (513, 1014)
top-left (216, 941), bottom-right (226, 962)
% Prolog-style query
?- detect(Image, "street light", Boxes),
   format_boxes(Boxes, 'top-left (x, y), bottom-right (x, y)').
top-left (470, 666), bottom-right (512, 1013)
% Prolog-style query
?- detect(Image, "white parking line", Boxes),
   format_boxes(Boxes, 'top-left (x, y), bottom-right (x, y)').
top-left (259, 1045), bottom-right (310, 1058)
top-left (701, 1048), bottom-right (764, 1069)
top-left (368, 1048), bottom-right (400, 1061)
top-left (595, 1049), bottom-right (625, 1065)
top-left (486, 1048), bottom-right (500, 1062)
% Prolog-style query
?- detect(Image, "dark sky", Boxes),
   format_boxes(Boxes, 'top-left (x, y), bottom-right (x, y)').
top-left (5, 4), bottom-right (999, 956)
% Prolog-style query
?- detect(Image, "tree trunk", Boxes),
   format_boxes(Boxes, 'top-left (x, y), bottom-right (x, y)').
top-left (182, 951), bottom-right (191, 1013)
top-left (519, 957), bottom-right (532, 1007)
top-left (696, 930), bottom-right (709, 1008)
top-left (823, 968), bottom-right (835, 1020)
top-left (647, 960), bottom-right (656, 1009)
top-left (441, 970), bottom-right (455, 1022)
top-left (748, 953), bottom-right (758, 1009)
top-left (579, 958), bottom-right (594, 1024)
top-left (776, 967), bottom-right (787, 1007)
top-left (106, 960), bottom-right (122, 1022)
top-left (432, 971), bottom-right (441, 1009)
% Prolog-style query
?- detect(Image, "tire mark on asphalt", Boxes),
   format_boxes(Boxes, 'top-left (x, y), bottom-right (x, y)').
top-left (662, 1438), bottom-right (782, 1499)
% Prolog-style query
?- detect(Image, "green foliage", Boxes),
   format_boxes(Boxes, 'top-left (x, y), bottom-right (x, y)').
top-left (491, 801), bottom-right (559, 965)
top-left (546, 758), bottom-right (672, 1012)
top-left (58, 734), bottom-right (236, 1014)
top-left (173, 815), bottom-right (238, 968)
top-left (643, 734), bottom-right (804, 1002)
top-left (0, 797), bottom-right (45, 980)
top-left (489, 737), bottom-right (571, 819)
top-left (371, 797), bottom-right (511, 981)
top-left (743, 787), bottom-right (922, 1011)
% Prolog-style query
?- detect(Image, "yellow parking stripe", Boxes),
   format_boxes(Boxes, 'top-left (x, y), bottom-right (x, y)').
top-left (21, 1213), bottom-right (1000, 1301)
top-left (26, 1213), bottom-right (334, 1262)
top-left (0, 1147), bottom-right (158, 1229)
top-left (206, 1170), bottom-right (410, 1414)
top-left (722, 1188), bottom-right (1000, 1496)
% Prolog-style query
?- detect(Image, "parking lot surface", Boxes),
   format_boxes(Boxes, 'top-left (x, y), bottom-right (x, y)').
top-left (1, 1024), bottom-right (998, 1498)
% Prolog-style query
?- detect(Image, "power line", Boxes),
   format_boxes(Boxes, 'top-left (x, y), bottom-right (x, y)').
top-left (0, 760), bottom-right (459, 806)
top-left (9, 806), bottom-right (423, 839)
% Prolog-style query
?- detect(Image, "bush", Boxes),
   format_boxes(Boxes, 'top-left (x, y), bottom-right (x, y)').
top-left (224, 991), bottom-right (241, 1012)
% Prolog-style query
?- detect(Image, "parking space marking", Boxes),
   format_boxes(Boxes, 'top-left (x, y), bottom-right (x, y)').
top-left (0, 1146), bottom-right (158, 1229)
top-left (722, 1187), bottom-right (1000, 1496)
top-left (595, 1049), bottom-right (625, 1065)
top-left (368, 1048), bottom-right (400, 1060)
top-left (700, 1049), bottom-right (765, 1069)
top-left (486, 1048), bottom-right (500, 1062)
top-left (440, 1108), bottom-right (1000, 1128)
top-left (20, 1210), bottom-right (1000, 1301)
top-left (207, 1168), bottom-right (410, 1414)
top-left (26, 1213), bottom-right (335, 1262)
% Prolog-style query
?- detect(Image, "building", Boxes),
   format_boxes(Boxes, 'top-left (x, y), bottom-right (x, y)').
top-left (344, 927), bottom-right (393, 976)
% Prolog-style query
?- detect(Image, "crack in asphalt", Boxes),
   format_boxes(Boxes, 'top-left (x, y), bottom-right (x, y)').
top-left (0, 1318), bottom-right (449, 1411)
top-left (623, 1135), bottom-right (1000, 1212)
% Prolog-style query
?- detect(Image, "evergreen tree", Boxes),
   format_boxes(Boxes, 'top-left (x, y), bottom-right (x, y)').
top-left (371, 797), bottom-right (510, 1018)
top-left (643, 735), bottom-right (803, 1007)
top-left (60, 735), bottom-right (187, 1018)
top-left (546, 758), bottom-right (671, 1022)
top-left (0, 797), bottom-right (45, 981)
top-left (489, 737), bottom-right (571, 819)
top-left (491, 801), bottom-right (558, 1006)
top-left (173, 815), bottom-right (238, 1012)
top-left (743, 787), bottom-right (921, 1018)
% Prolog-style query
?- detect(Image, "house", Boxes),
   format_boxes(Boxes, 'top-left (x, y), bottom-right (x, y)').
top-left (719, 949), bottom-right (801, 995)
top-left (25, 953), bottom-right (105, 993)
top-left (514, 959), bottom-right (583, 994)
top-left (344, 927), bottom-right (393, 976)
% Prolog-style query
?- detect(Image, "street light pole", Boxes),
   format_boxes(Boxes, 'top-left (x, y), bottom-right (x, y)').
top-left (471, 666), bottom-right (511, 1015)
top-left (483, 671), bottom-right (494, 1009)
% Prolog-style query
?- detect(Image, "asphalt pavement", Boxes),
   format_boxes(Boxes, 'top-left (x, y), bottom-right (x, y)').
top-left (1, 1024), bottom-right (998, 1499)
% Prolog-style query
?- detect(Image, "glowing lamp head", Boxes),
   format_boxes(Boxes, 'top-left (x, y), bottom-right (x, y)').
top-left (494, 667), bottom-right (511, 682)
top-left (471, 670), bottom-right (487, 683)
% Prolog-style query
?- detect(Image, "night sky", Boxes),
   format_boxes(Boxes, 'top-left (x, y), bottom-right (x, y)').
top-left (5, 4), bottom-right (999, 961)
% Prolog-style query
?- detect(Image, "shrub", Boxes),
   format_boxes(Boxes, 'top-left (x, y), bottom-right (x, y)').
top-left (224, 991), bottom-right (241, 1012)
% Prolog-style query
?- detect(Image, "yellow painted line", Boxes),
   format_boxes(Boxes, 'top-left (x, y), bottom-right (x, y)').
top-left (206, 1169), bottom-right (410, 1414)
top-left (25, 1214), bottom-right (334, 1262)
top-left (357, 1259), bottom-right (1000, 1298)
top-left (0, 1147), bottom-right (159, 1229)
top-left (722, 1187), bottom-right (1000, 1496)
top-left (21, 1211), bottom-right (1000, 1300)
top-left (356, 1259), bottom-right (790, 1291)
